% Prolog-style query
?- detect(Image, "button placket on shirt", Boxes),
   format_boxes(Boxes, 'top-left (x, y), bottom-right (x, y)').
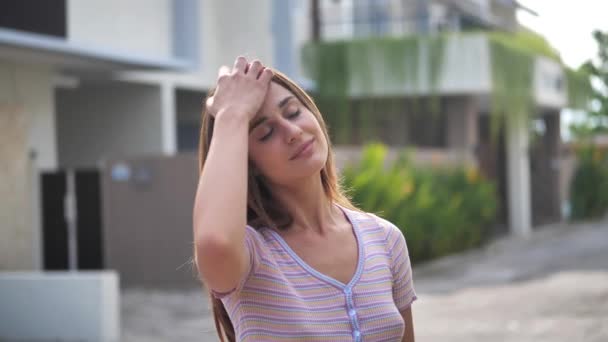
top-left (344, 287), bottom-right (361, 341)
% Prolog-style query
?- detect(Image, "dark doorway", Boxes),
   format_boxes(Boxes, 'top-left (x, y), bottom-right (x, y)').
top-left (41, 172), bottom-right (69, 270)
top-left (40, 170), bottom-right (104, 270)
top-left (529, 113), bottom-right (562, 225)
top-left (75, 170), bottom-right (104, 269)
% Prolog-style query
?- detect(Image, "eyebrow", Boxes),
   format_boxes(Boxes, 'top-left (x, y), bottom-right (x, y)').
top-left (249, 96), bottom-right (295, 133)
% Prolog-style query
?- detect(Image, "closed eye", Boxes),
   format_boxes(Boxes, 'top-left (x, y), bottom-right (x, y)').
top-left (258, 110), bottom-right (301, 142)
top-left (260, 128), bottom-right (273, 141)
top-left (288, 109), bottom-right (301, 119)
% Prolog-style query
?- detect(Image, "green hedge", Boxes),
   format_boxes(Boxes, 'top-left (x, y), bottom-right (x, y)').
top-left (570, 145), bottom-right (608, 220)
top-left (341, 143), bottom-right (497, 263)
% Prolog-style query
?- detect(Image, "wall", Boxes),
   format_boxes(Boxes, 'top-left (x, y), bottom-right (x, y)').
top-left (199, 0), bottom-right (275, 85)
top-left (0, 62), bottom-right (56, 270)
top-left (533, 56), bottom-right (568, 109)
top-left (0, 271), bottom-right (119, 341)
top-left (101, 154), bottom-right (200, 289)
top-left (347, 34), bottom-right (492, 97)
top-left (334, 146), bottom-right (477, 171)
top-left (445, 96), bottom-right (479, 149)
top-left (117, 0), bottom-right (277, 90)
top-left (67, 0), bottom-right (172, 59)
top-left (56, 81), bottom-right (164, 168)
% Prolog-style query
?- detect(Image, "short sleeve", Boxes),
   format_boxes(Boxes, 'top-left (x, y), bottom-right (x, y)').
top-left (210, 225), bottom-right (261, 299)
top-left (386, 223), bottom-right (417, 312)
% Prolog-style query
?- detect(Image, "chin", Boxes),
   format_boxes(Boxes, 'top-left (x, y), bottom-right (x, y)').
top-left (273, 154), bottom-right (326, 185)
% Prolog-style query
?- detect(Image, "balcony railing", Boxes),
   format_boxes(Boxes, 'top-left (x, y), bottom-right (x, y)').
top-left (321, 15), bottom-right (457, 41)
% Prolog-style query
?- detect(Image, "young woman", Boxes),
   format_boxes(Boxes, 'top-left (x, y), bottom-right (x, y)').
top-left (193, 57), bottom-right (417, 342)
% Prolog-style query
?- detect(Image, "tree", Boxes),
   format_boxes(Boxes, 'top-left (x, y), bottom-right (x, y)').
top-left (571, 30), bottom-right (608, 137)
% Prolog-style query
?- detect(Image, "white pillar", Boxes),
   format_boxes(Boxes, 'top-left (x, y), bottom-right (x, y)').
top-left (160, 82), bottom-right (177, 155)
top-left (506, 116), bottom-right (532, 237)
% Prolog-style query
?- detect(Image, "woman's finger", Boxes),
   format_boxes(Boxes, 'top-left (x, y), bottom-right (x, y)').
top-left (217, 65), bottom-right (231, 79)
top-left (258, 68), bottom-right (273, 83)
top-left (233, 56), bottom-right (248, 74)
top-left (247, 60), bottom-right (263, 78)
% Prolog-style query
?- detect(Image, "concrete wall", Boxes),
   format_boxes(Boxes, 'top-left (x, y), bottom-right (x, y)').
top-left (445, 96), bottom-right (479, 149)
top-left (67, 0), bottom-right (173, 59)
top-left (320, 0), bottom-right (355, 40)
top-left (533, 56), bottom-right (568, 109)
top-left (198, 0), bottom-right (275, 85)
top-left (333, 33), bottom-right (567, 112)
top-left (293, 0), bottom-right (312, 80)
top-left (101, 154), bottom-right (200, 289)
top-left (0, 62), bottom-right (56, 271)
top-left (0, 271), bottom-right (120, 341)
top-left (56, 82), bottom-right (164, 168)
top-left (558, 147), bottom-right (578, 218)
top-left (346, 34), bottom-right (492, 97)
top-left (210, 0), bottom-right (272, 64)
top-left (334, 146), bottom-right (477, 171)
top-left (118, 0), bottom-right (277, 90)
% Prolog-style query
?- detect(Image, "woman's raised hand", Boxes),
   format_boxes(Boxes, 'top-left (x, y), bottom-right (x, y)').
top-left (206, 57), bottom-right (273, 121)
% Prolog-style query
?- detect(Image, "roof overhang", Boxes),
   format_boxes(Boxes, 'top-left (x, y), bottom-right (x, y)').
top-left (0, 28), bottom-right (192, 74)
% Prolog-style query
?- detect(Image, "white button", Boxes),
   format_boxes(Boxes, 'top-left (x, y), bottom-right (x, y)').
top-left (349, 309), bottom-right (357, 317)
top-left (344, 288), bottom-right (351, 295)
top-left (354, 330), bottom-right (361, 337)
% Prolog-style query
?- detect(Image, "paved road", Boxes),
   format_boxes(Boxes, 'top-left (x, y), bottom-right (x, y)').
top-left (412, 218), bottom-right (608, 342)
top-left (122, 218), bottom-right (608, 341)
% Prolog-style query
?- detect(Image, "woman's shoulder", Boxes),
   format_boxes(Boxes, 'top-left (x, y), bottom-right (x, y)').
top-left (244, 224), bottom-right (273, 242)
top-left (243, 224), bottom-right (277, 253)
top-left (344, 207), bottom-right (402, 239)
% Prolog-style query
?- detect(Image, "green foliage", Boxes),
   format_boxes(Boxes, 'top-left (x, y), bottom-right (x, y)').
top-left (487, 36), bottom-right (535, 136)
top-left (570, 145), bottom-right (608, 220)
top-left (487, 30), bottom-right (561, 62)
top-left (342, 144), bottom-right (498, 263)
top-left (566, 67), bottom-right (594, 110)
top-left (302, 35), bottom-right (445, 144)
top-left (302, 30), bottom-right (584, 142)
top-left (570, 30), bottom-right (608, 136)
top-left (303, 36), bottom-right (421, 94)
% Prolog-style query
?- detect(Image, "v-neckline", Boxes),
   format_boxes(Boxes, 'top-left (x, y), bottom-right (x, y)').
top-left (267, 204), bottom-right (365, 290)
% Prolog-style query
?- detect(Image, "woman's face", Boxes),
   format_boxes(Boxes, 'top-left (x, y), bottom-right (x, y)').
top-left (248, 82), bottom-right (328, 186)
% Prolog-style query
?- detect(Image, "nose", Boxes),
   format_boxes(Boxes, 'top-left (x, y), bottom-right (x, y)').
top-left (283, 119), bottom-right (303, 144)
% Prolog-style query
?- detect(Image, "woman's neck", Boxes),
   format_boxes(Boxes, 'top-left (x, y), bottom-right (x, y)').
top-left (268, 173), bottom-right (340, 236)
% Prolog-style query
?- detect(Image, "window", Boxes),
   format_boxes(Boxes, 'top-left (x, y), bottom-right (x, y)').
top-left (0, 0), bottom-right (66, 38)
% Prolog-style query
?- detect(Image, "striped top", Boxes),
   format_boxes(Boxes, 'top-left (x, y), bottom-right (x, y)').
top-left (213, 205), bottom-right (417, 341)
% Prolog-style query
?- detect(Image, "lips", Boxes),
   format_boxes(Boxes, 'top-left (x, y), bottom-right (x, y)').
top-left (290, 138), bottom-right (315, 160)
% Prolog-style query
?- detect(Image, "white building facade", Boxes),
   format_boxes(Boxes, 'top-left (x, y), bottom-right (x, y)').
top-left (1, 0), bottom-right (304, 271)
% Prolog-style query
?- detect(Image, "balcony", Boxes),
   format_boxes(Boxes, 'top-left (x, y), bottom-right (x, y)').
top-left (0, 0), bottom-right (192, 73)
top-left (302, 31), bottom-right (569, 110)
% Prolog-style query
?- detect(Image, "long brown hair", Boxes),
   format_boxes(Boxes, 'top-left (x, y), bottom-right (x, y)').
top-left (196, 69), bottom-right (358, 342)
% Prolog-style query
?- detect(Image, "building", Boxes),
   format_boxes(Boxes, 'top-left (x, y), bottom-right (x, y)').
top-left (1, 0), bottom-right (580, 278)
top-left (0, 1), bottom-right (304, 339)
top-left (303, 0), bottom-right (577, 235)
top-left (1, 0), bottom-right (300, 272)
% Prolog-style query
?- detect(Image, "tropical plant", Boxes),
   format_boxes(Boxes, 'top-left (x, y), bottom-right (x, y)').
top-left (570, 145), bottom-right (608, 220)
top-left (341, 144), bottom-right (497, 263)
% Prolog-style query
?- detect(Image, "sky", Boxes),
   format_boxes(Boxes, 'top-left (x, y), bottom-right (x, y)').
top-left (517, 0), bottom-right (608, 68)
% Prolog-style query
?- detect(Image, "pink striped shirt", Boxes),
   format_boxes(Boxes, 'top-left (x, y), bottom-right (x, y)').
top-left (213, 205), bottom-right (417, 341)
